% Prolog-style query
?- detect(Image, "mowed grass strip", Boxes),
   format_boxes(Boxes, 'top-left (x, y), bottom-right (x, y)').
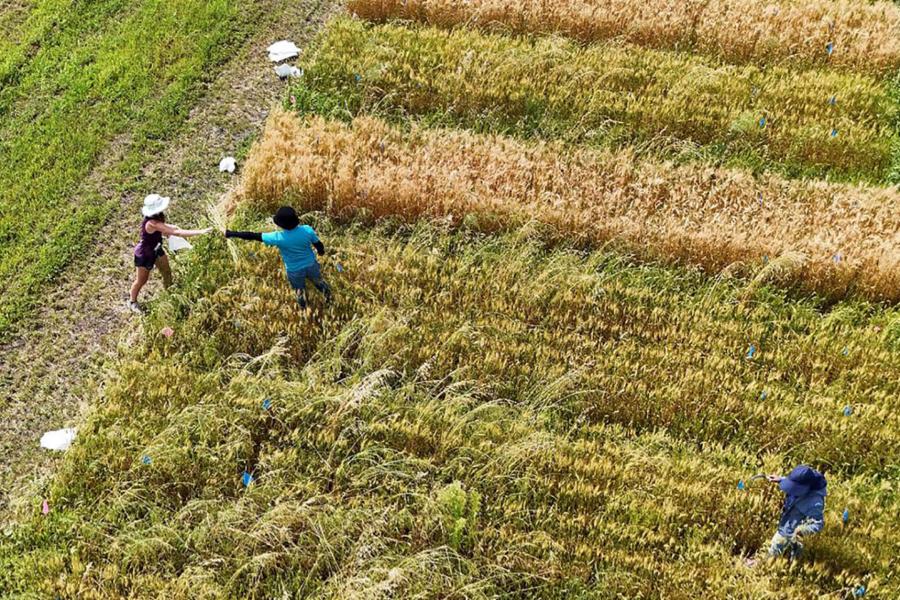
top-left (236, 111), bottom-right (900, 302)
top-left (349, 0), bottom-right (900, 75)
top-left (1, 222), bottom-right (895, 597)
top-left (0, 0), bottom-right (252, 336)
top-left (293, 18), bottom-right (898, 182)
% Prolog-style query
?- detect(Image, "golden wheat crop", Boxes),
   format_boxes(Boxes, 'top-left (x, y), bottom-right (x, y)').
top-left (298, 18), bottom-right (897, 180)
top-left (235, 110), bottom-right (900, 301)
top-left (348, 0), bottom-right (900, 75)
top-left (7, 222), bottom-right (898, 597)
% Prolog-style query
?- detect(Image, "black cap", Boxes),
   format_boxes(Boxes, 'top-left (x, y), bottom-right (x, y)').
top-left (273, 206), bottom-right (299, 230)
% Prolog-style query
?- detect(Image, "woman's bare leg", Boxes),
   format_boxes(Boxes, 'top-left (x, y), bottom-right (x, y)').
top-left (156, 255), bottom-right (173, 289)
top-left (130, 268), bottom-right (151, 302)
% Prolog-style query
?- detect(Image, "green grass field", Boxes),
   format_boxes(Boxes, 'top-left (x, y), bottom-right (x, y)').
top-left (1, 2), bottom-right (899, 598)
top-left (0, 0), bottom-right (262, 336)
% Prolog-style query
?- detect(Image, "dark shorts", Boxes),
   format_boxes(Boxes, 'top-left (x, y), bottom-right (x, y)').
top-left (134, 248), bottom-right (165, 270)
top-left (286, 263), bottom-right (322, 290)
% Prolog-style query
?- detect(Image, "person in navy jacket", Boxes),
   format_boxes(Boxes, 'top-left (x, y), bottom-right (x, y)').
top-left (765, 465), bottom-right (827, 559)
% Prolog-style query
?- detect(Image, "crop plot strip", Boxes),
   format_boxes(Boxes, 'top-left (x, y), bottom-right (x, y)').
top-left (348, 0), bottom-right (900, 75)
top-left (295, 18), bottom-right (897, 181)
top-left (237, 111), bottom-right (900, 301)
top-left (3, 223), bottom-right (897, 595)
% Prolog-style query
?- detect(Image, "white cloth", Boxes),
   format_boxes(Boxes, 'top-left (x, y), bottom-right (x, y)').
top-left (40, 428), bottom-right (76, 451)
top-left (218, 156), bottom-right (236, 173)
top-left (267, 40), bottom-right (299, 62)
top-left (274, 64), bottom-right (302, 79)
top-left (168, 235), bottom-right (193, 252)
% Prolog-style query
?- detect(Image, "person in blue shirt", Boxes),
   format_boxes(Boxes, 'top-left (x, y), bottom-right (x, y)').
top-left (764, 465), bottom-right (827, 560)
top-left (225, 206), bottom-right (332, 309)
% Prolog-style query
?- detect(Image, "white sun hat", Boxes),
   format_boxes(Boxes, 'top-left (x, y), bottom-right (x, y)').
top-left (142, 194), bottom-right (170, 217)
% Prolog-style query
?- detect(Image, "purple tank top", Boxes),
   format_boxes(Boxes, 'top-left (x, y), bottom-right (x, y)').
top-left (134, 217), bottom-right (163, 257)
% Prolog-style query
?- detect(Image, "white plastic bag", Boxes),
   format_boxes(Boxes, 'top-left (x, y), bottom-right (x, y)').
top-left (219, 156), bottom-right (236, 173)
top-left (168, 235), bottom-right (193, 252)
top-left (40, 428), bottom-right (76, 451)
top-left (267, 40), bottom-right (299, 62)
top-left (274, 64), bottom-right (302, 79)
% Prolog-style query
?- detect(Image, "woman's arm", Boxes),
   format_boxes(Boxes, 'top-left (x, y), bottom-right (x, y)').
top-left (147, 221), bottom-right (212, 237)
top-left (225, 230), bottom-right (263, 242)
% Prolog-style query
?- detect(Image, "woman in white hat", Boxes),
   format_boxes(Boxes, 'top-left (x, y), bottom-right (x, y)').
top-left (128, 194), bottom-right (211, 313)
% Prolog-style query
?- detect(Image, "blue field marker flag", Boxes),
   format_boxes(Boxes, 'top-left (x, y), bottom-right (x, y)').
top-left (843, 508), bottom-right (850, 524)
top-left (737, 480), bottom-right (746, 491)
top-left (746, 345), bottom-right (756, 359)
top-left (242, 471), bottom-right (254, 487)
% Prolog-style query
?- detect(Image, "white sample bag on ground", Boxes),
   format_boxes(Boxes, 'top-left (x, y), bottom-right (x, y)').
top-left (168, 235), bottom-right (193, 252)
top-left (267, 40), bottom-right (299, 62)
top-left (40, 428), bottom-right (76, 451)
top-left (219, 156), bottom-right (236, 173)
top-left (274, 64), bottom-right (302, 79)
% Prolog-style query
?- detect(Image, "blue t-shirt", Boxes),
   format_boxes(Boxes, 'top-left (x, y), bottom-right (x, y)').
top-left (261, 225), bottom-right (320, 272)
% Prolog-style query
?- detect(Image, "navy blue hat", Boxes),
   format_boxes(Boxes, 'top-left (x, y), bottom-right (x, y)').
top-left (779, 465), bottom-right (827, 497)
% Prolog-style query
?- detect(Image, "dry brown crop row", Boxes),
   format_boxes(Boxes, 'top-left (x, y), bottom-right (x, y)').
top-left (348, 0), bottom-right (900, 75)
top-left (236, 111), bottom-right (900, 301)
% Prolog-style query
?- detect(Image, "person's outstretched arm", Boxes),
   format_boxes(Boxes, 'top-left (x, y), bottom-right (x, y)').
top-left (225, 229), bottom-right (263, 242)
top-left (313, 240), bottom-right (325, 255)
top-left (148, 221), bottom-right (212, 238)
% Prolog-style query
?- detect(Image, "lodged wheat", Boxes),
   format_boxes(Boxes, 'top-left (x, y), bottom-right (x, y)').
top-left (4, 222), bottom-right (899, 597)
top-left (296, 18), bottom-right (898, 181)
top-left (236, 110), bottom-right (900, 301)
top-left (348, 0), bottom-right (900, 75)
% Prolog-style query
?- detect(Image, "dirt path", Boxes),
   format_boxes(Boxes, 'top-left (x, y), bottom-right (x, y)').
top-left (0, 0), bottom-right (339, 521)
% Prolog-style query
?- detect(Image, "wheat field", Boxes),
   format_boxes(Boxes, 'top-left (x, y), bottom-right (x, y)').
top-left (294, 18), bottom-right (897, 180)
top-left (348, 0), bottom-right (900, 75)
top-left (4, 223), bottom-right (898, 597)
top-left (235, 111), bottom-right (900, 301)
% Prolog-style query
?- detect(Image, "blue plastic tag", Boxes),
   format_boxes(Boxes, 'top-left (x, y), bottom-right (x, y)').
top-left (141, 455), bottom-right (152, 465)
top-left (826, 43), bottom-right (834, 55)
top-left (262, 398), bottom-right (272, 410)
top-left (829, 95), bottom-right (837, 106)
top-left (842, 346), bottom-right (849, 356)
top-left (336, 263), bottom-right (344, 273)
top-left (830, 128), bottom-right (838, 138)
top-left (758, 117), bottom-right (766, 128)
top-left (759, 390), bottom-right (767, 400)
top-left (746, 345), bottom-right (756, 359)
top-left (843, 405), bottom-right (853, 416)
top-left (842, 508), bottom-right (850, 523)
top-left (737, 480), bottom-right (745, 491)
top-left (242, 471), bottom-right (254, 487)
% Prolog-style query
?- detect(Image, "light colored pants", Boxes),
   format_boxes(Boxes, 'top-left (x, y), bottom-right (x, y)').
top-left (768, 521), bottom-right (821, 559)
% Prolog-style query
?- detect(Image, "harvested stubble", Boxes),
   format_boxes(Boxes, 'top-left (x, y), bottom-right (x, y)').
top-left (236, 111), bottom-right (900, 302)
top-left (348, 0), bottom-right (900, 75)
top-left (294, 18), bottom-right (898, 181)
top-left (3, 222), bottom-right (898, 597)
